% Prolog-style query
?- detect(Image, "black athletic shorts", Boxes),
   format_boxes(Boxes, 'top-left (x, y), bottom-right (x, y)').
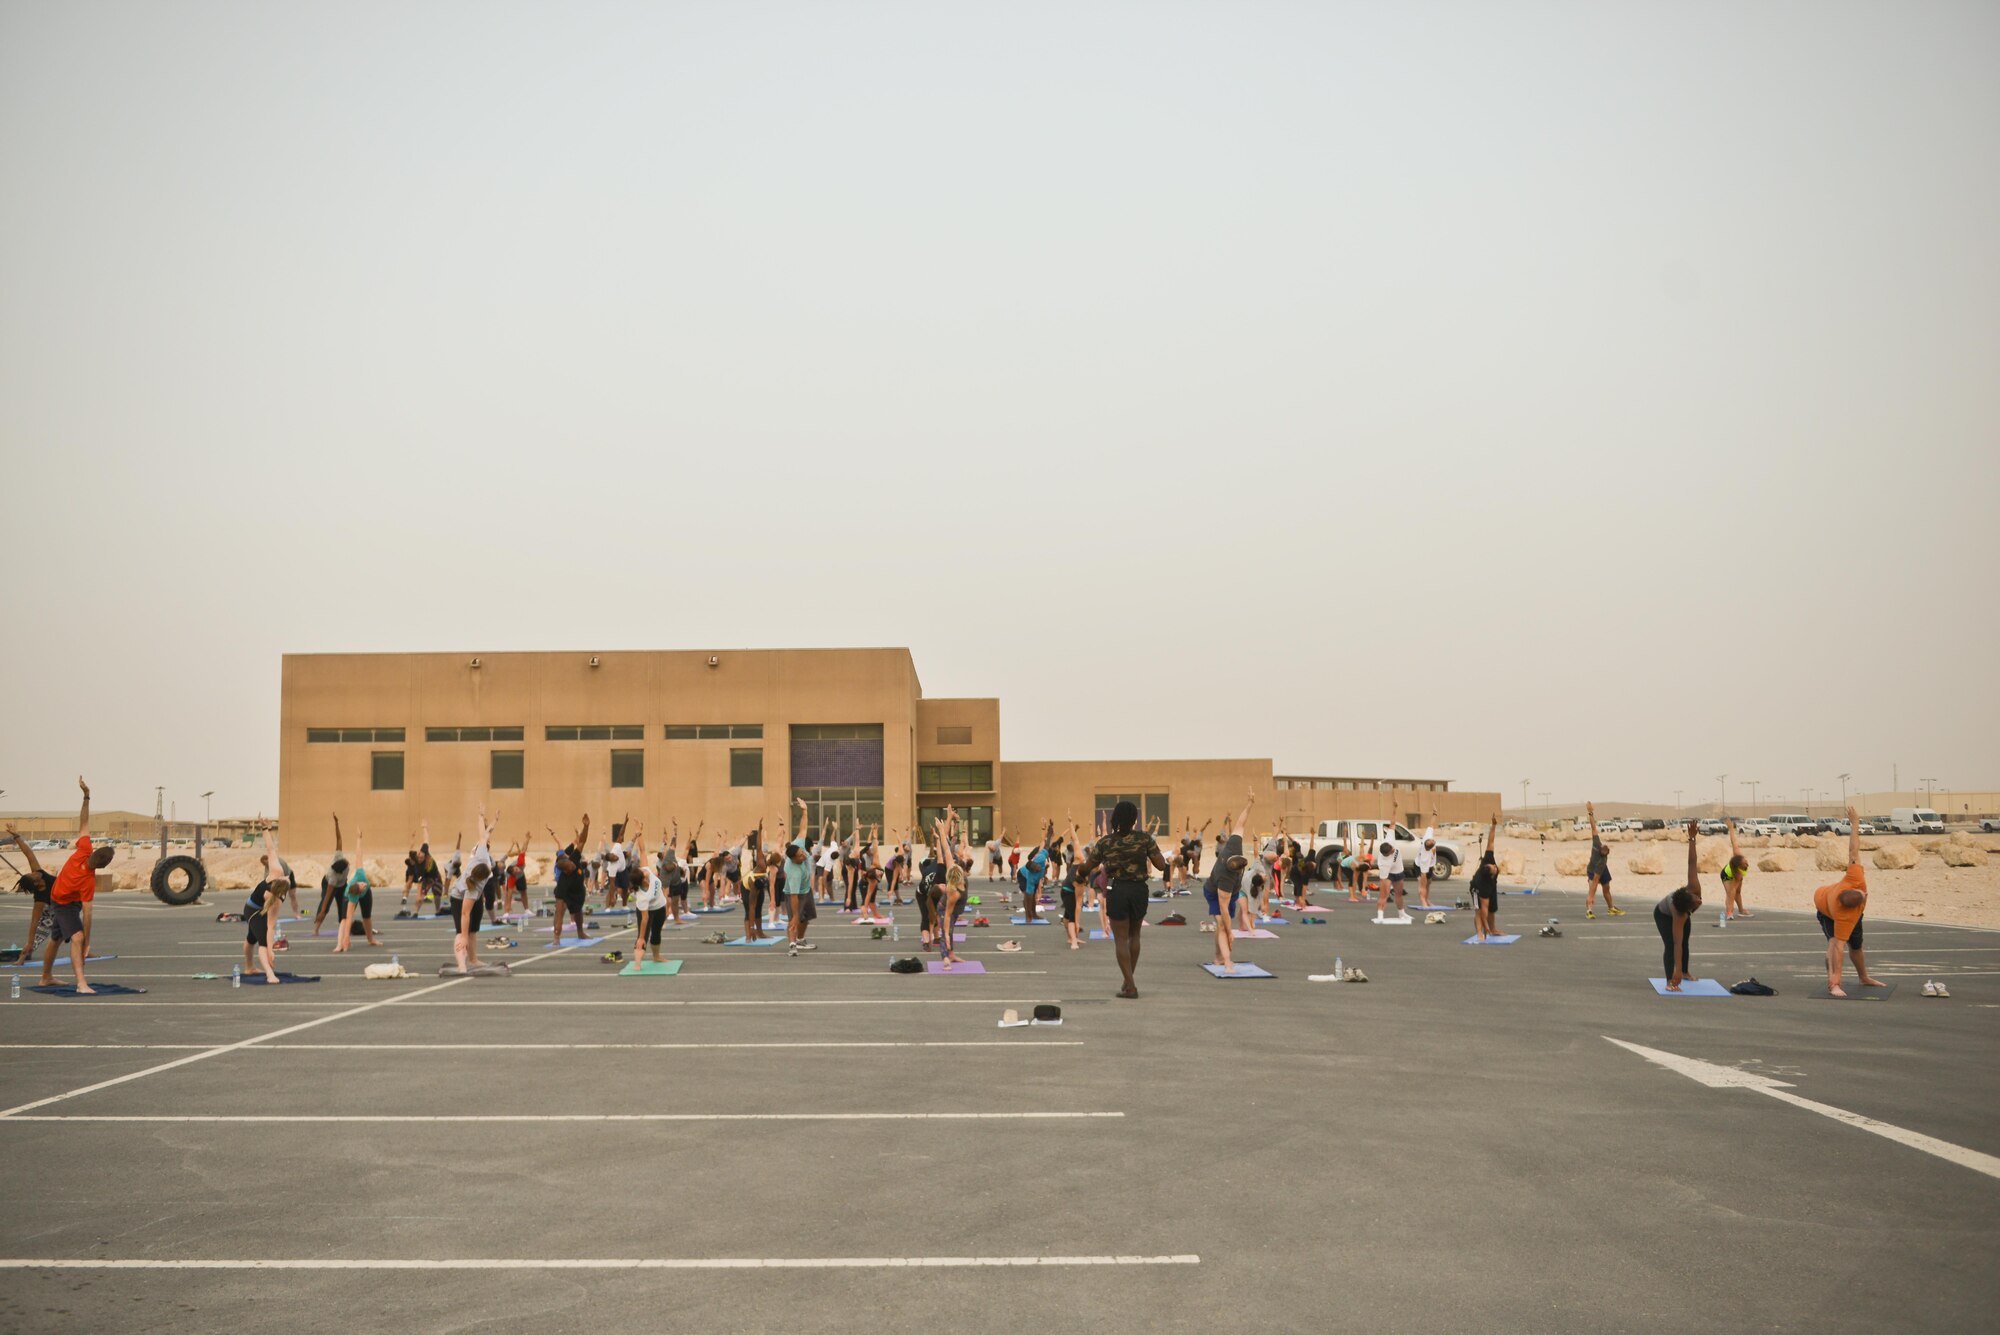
top-left (50, 901), bottom-right (85, 945)
top-left (457, 896), bottom-right (484, 935)
top-left (1105, 879), bottom-right (1149, 924)
top-left (642, 906), bottom-right (666, 946)
top-left (1061, 887), bottom-right (1077, 923)
top-left (1816, 911), bottom-right (1862, 949)
top-left (555, 887), bottom-right (585, 914)
top-left (1591, 868), bottom-right (1612, 885)
top-left (1474, 885), bottom-right (1498, 905)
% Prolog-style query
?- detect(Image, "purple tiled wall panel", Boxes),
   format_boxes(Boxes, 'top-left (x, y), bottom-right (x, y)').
top-left (790, 740), bottom-right (885, 787)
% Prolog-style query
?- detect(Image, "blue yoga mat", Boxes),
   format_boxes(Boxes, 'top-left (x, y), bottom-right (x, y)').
top-left (4, 954), bottom-right (116, 968)
top-left (1463, 934), bottom-right (1520, 945)
top-left (1648, 978), bottom-right (1732, 996)
top-left (723, 937), bottom-right (781, 947)
top-left (543, 937), bottom-right (605, 949)
top-left (31, 982), bottom-right (147, 997)
top-left (1008, 917), bottom-right (1053, 926)
top-left (1255, 917), bottom-right (1289, 926)
top-left (1202, 963), bottom-right (1274, 979)
top-left (691, 907), bottom-right (733, 915)
top-left (240, 972), bottom-right (320, 985)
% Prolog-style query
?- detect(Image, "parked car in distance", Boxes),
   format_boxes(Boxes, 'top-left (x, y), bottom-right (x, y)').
top-left (1827, 819), bottom-right (1876, 836)
top-left (1638, 819), bottom-right (1667, 831)
top-left (1888, 807), bottom-right (1946, 835)
top-left (1696, 818), bottom-right (1727, 835)
top-left (1980, 818), bottom-right (2000, 834)
top-left (1768, 814), bottom-right (1823, 836)
top-left (1311, 820), bottom-right (1465, 881)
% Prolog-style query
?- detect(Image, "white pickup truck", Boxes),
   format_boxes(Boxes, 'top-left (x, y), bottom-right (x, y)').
top-left (1309, 819), bottom-right (1465, 881)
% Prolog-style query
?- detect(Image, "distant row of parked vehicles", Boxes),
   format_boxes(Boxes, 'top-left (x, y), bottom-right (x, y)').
top-left (1581, 809), bottom-right (1965, 837)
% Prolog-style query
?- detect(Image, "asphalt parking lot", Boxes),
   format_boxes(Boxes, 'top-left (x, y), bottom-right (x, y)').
top-left (2, 879), bottom-right (1995, 1334)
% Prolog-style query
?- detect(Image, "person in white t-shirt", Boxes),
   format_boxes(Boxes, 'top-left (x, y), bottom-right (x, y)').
top-left (1413, 810), bottom-right (1440, 909)
top-left (1374, 837), bottom-right (1407, 919)
top-left (604, 816), bottom-right (631, 908)
top-left (629, 824), bottom-right (670, 964)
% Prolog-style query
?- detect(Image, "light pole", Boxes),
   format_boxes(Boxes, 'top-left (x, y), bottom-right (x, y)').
top-left (1922, 777), bottom-right (1937, 806)
top-left (1539, 792), bottom-right (1551, 821)
top-left (1520, 780), bottom-right (1529, 817)
top-left (1743, 780), bottom-right (1760, 815)
top-left (1838, 773), bottom-right (1851, 812)
top-left (1802, 788), bottom-right (1813, 817)
top-left (1716, 774), bottom-right (1727, 815)
top-left (1674, 789), bottom-right (1683, 816)
top-left (201, 791), bottom-right (214, 827)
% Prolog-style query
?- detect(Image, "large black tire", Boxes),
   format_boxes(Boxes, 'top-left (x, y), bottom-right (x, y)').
top-left (1316, 849), bottom-right (1345, 882)
top-left (151, 854), bottom-right (206, 906)
top-left (1430, 852), bottom-right (1458, 882)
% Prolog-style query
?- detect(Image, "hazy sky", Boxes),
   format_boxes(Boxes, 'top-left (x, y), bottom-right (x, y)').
top-left (3, 0), bottom-right (1995, 818)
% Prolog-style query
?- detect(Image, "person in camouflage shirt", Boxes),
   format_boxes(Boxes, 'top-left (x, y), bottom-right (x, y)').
top-left (1076, 800), bottom-right (1169, 999)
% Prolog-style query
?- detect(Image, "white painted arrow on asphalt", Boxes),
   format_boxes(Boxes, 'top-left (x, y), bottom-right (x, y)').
top-left (1604, 1038), bottom-right (2000, 1182)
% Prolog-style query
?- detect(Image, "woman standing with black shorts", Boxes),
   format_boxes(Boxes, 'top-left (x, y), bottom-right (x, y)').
top-left (1653, 820), bottom-right (1704, 992)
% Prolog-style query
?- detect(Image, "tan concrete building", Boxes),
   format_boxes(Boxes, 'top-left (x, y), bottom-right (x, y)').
top-left (277, 648), bottom-right (1499, 852)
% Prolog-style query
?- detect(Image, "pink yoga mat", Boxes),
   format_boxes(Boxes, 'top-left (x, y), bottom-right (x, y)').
top-left (925, 960), bottom-right (986, 974)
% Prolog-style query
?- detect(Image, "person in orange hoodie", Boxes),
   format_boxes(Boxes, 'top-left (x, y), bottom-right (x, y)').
top-left (1815, 806), bottom-right (1886, 999)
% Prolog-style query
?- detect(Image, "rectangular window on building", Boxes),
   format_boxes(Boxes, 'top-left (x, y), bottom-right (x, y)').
top-left (1093, 792), bottom-right (1169, 835)
top-left (610, 749), bottom-right (644, 788)
top-left (790, 725), bottom-right (884, 788)
top-left (790, 724), bottom-right (883, 740)
top-left (935, 726), bottom-right (972, 746)
top-left (918, 764), bottom-right (993, 791)
top-left (370, 752), bottom-right (404, 791)
top-left (547, 725), bottom-right (643, 741)
top-left (730, 748), bottom-right (763, 787)
top-left (427, 726), bottom-right (525, 743)
top-left (666, 724), bottom-right (763, 740)
top-left (918, 805), bottom-right (994, 844)
top-left (491, 750), bottom-right (524, 790)
top-left (310, 727), bottom-right (404, 743)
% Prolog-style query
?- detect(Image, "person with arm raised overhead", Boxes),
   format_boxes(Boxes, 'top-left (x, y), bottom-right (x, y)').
top-left (1815, 807), bottom-right (1884, 998)
top-left (1653, 820), bottom-right (1703, 992)
top-left (1719, 818), bottom-right (1752, 921)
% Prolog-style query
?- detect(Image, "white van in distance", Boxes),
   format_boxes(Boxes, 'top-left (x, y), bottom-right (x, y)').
top-left (1888, 808), bottom-right (1946, 834)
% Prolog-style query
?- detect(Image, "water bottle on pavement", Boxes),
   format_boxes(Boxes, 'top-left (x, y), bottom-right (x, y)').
top-left (1334, 954), bottom-right (1344, 982)
top-left (391, 954), bottom-right (400, 972)
top-left (892, 924), bottom-right (899, 942)
top-left (10, 974), bottom-right (19, 1000)
top-left (232, 965), bottom-right (241, 989)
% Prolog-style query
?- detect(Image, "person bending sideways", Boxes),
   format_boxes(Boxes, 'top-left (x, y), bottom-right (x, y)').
top-left (1076, 800), bottom-right (1168, 1000)
top-left (1584, 803), bottom-right (1623, 919)
top-left (333, 827), bottom-right (381, 951)
top-left (313, 812), bottom-right (350, 937)
top-left (1653, 820), bottom-right (1703, 992)
top-left (242, 819), bottom-right (291, 986)
top-left (629, 827), bottom-right (670, 965)
top-left (1816, 806), bottom-right (1885, 998)
top-left (45, 778), bottom-right (115, 993)
top-left (1469, 815), bottom-right (1502, 943)
top-left (1718, 818), bottom-right (1752, 920)
top-left (547, 813), bottom-right (592, 945)
top-left (1205, 792), bottom-right (1255, 972)
top-left (6, 825), bottom-right (62, 987)
top-left (928, 809), bottom-right (969, 970)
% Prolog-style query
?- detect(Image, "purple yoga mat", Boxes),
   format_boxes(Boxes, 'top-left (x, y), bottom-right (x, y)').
top-left (925, 960), bottom-right (986, 975)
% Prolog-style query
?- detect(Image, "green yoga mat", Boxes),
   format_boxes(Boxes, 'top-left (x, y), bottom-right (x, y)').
top-left (619, 960), bottom-right (682, 976)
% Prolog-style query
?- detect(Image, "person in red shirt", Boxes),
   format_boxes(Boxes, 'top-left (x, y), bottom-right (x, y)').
top-left (49, 777), bottom-right (116, 994)
top-left (1815, 806), bottom-right (1886, 999)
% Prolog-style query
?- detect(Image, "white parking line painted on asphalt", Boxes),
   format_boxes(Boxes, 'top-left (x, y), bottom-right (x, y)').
top-left (0, 1254), bottom-right (1197, 1270)
top-left (0, 930), bottom-right (630, 1117)
top-left (0, 1041), bottom-right (1084, 1051)
top-left (1604, 1038), bottom-right (2000, 1181)
top-left (2, 1112), bottom-right (1126, 1124)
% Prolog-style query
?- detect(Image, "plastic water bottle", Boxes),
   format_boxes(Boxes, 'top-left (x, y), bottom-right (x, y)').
top-left (1334, 954), bottom-right (1344, 982)
top-left (232, 965), bottom-right (241, 989)
top-left (9, 974), bottom-right (19, 1000)
top-left (892, 924), bottom-right (900, 942)
top-left (1719, 909), bottom-right (1727, 929)
top-left (391, 953), bottom-right (400, 971)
